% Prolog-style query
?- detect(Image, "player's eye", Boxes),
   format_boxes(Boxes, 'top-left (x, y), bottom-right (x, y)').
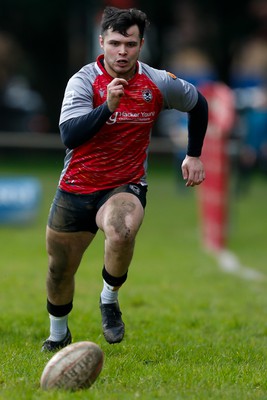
top-left (127, 42), bottom-right (137, 47)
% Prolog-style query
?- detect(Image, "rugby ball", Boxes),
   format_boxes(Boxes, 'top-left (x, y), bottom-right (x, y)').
top-left (40, 341), bottom-right (104, 391)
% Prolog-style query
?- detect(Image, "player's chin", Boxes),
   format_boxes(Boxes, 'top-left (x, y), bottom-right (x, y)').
top-left (115, 62), bottom-right (134, 75)
top-left (114, 62), bottom-right (129, 71)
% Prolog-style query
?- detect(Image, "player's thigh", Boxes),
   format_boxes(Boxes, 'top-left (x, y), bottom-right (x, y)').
top-left (96, 192), bottom-right (145, 235)
top-left (46, 227), bottom-right (95, 271)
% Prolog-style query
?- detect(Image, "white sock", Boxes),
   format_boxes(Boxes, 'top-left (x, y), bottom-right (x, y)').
top-left (100, 279), bottom-right (119, 304)
top-left (48, 314), bottom-right (68, 342)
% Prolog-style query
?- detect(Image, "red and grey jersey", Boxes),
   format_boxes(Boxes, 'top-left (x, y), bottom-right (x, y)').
top-left (58, 54), bottom-right (198, 194)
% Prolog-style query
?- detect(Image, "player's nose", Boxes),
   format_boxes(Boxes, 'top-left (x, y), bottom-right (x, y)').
top-left (118, 45), bottom-right (127, 55)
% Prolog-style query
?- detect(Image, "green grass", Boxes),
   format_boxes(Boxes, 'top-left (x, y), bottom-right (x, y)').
top-left (0, 152), bottom-right (266, 399)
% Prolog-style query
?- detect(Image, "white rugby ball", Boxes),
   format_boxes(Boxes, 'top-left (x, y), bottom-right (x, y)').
top-left (40, 341), bottom-right (104, 391)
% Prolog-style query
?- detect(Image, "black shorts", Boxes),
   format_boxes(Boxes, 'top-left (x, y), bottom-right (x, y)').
top-left (47, 184), bottom-right (147, 234)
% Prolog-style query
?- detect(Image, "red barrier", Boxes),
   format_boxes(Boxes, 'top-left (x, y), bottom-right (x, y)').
top-left (198, 82), bottom-right (236, 251)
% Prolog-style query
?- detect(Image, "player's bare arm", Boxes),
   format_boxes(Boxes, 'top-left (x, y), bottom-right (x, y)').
top-left (106, 78), bottom-right (128, 112)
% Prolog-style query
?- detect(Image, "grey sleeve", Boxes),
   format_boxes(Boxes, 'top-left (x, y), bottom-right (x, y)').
top-left (59, 69), bottom-right (95, 125)
top-left (163, 75), bottom-right (199, 111)
top-left (142, 65), bottom-right (198, 112)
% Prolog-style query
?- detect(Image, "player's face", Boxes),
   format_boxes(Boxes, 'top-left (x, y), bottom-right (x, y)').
top-left (99, 25), bottom-right (144, 80)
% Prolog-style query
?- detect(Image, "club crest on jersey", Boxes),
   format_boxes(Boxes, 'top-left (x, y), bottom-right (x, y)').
top-left (142, 88), bottom-right (153, 102)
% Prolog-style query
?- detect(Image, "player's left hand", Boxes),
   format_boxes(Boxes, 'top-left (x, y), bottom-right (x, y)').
top-left (181, 155), bottom-right (205, 187)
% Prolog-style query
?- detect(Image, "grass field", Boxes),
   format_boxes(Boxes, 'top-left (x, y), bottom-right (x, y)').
top-left (0, 151), bottom-right (266, 399)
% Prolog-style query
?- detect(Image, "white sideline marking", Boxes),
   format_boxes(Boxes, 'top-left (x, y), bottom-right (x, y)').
top-left (215, 249), bottom-right (265, 281)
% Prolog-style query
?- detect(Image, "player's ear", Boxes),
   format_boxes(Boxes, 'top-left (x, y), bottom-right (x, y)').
top-left (99, 35), bottom-right (104, 48)
top-left (140, 38), bottom-right (145, 49)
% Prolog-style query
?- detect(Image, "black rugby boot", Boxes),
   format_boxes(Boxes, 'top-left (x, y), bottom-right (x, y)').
top-left (41, 328), bottom-right (72, 352)
top-left (100, 299), bottom-right (125, 344)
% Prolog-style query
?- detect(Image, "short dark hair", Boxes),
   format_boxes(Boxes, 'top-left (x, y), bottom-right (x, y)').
top-left (100, 6), bottom-right (149, 39)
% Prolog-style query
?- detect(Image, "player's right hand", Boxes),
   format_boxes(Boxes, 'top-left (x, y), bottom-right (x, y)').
top-left (107, 78), bottom-right (128, 112)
